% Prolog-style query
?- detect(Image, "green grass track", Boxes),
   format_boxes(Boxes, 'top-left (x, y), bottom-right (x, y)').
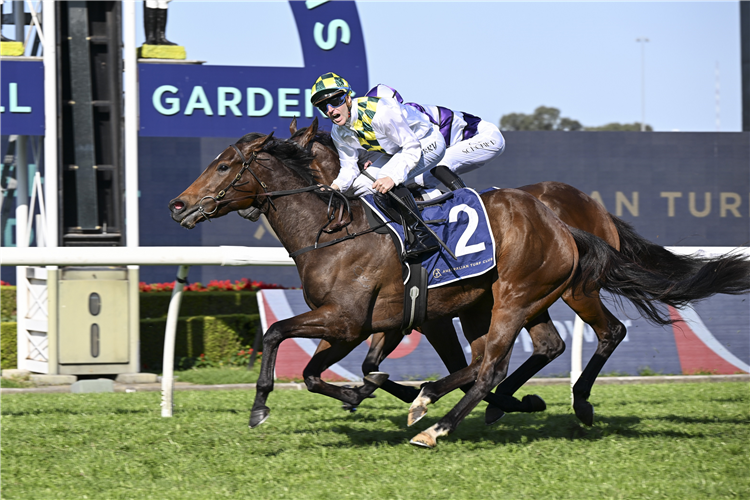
top-left (2, 382), bottom-right (748, 499)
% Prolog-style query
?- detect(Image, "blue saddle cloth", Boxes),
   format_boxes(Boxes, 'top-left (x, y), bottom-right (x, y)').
top-left (362, 188), bottom-right (496, 289)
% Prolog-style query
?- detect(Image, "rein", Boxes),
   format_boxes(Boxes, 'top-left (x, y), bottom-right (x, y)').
top-left (199, 141), bottom-right (385, 257)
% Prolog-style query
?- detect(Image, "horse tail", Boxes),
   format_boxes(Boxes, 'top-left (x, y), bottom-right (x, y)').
top-left (569, 226), bottom-right (750, 326)
top-left (610, 215), bottom-right (708, 280)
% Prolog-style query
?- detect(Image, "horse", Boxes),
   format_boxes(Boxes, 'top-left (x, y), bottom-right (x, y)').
top-left (287, 117), bottom-right (750, 428)
top-left (169, 132), bottom-right (587, 447)
top-left (169, 132), bottom-right (750, 448)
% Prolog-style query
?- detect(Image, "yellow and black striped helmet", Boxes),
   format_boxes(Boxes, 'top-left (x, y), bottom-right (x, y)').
top-left (310, 72), bottom-right (354, 105)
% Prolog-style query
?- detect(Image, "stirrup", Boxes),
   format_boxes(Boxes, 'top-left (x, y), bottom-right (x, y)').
top-left (430, 165), bottom-right (466, 191)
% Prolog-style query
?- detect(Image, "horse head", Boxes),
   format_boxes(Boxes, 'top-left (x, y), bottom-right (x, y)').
top-left (169, 132), bottom-right (282, 229)
top-left (289, 117), bottom-right (341, 186)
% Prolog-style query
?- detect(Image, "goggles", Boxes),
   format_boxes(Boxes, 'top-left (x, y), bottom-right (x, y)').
top-left (315, 92), bottom-right (348, 113)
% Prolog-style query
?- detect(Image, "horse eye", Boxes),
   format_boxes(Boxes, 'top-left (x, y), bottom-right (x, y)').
top-left (218, 164), bottom-right (229, 172)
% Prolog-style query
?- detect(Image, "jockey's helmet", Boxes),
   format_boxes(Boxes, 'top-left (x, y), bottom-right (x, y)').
top-left (310, 72), bottom-right (354, 106)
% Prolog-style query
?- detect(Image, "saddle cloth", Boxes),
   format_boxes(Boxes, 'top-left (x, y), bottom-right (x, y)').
top-left (362, 187), bottom-right (496, 288)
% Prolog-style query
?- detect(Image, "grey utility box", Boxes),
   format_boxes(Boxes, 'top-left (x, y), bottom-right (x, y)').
top-left (55, 267), bottom-right (140, 375)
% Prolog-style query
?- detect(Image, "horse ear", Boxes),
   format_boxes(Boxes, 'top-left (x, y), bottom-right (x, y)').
top-left (289, 117), bottom-right (298, 135)
top-left (260, 131), bottom-right (275, 148)
top-left (298, 117), bottom-right (319, 148)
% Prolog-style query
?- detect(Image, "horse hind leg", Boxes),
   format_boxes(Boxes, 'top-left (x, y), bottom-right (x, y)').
top-left (407, 306), bottom-right (490, 426)
top-left (564, 289), bottom-right (627, 426)
top-left (411, 312), bottom-right (527, 448)
top-left (485, 310), bottom-right (565, 423)
top-left (410, 309), bottom-right (531, 426)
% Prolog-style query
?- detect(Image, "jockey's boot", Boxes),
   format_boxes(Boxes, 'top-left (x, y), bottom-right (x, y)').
top-left (143, 5), bottom-right (158, 45)
top-left (393, 186), bottom-right (439, 259)
top-left (430, 165), bottom-right (466, 191)
top-left (155, 8), bottom-right (177, 45)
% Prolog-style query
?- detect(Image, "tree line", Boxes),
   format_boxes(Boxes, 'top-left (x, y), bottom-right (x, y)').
top-left (499, 106), bottom-right (653, 131)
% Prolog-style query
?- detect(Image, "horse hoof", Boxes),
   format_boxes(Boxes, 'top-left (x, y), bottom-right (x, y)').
top-left (409, 432), bottom-right (436, 448)
top-left (522, 394), bottom-right (547, 412)
top-left (407, 405), bottom-right (427, 427)
top-left (573, 401), bottom-right (595, 427)
top-left (364, 371), bottom-right (389, 386)
top-left (249, 406), bottom-right (270, 428)
top-left (485, 405), bottom-right (506, 425)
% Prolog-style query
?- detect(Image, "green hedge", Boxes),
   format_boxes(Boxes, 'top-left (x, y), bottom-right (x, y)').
top-left (140, 313), bottom-right (260, 370)
top-left (1, 288), bottom-right (262, 371)
top-left (1, 322), bottom-right (17, 370)
top-left (0, 314), bottom-right (260, 372)
top-left (140, 291), bottom-right (259, 319)
top-left (1, 286), bottom-right (16, 322)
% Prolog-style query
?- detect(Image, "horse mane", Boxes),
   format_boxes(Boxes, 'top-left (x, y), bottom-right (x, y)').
top-left (235, 133), bottom-right (320, 186)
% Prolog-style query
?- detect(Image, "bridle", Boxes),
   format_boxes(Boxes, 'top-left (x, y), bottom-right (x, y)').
top-left (194, 139), bottom-right (361, 254)
top-left (195, 143), bottom-right (277, 222)
top-left (190, 136), bottom-right (397, 258)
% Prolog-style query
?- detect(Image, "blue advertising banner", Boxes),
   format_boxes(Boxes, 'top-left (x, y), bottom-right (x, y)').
top-left (260, 290), bottom-right (749, 380)
top-left (138, 0), bottom-right (368, 138)
top-left (0, 60), bottom-right (45, 136)
top-left (136, 132), bottom-right (749, 291)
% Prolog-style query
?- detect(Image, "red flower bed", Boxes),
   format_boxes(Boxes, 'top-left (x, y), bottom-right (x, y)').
top-left (0, 281), bottom-right (11, 286)
top-left (138, 278), bottom-right (286, 293)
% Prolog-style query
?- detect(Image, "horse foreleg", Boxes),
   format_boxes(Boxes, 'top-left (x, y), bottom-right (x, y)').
top-left (407, 354), bottom-right (482, 427)
top-left (249, 305), bottom-right (354, 429)
top-left (407, 306), bottom-right (491, 426)
top-left (565, 291), bottom-right (627, 426)
top-left (249, 323), bottom-right (284, 428)
top-left (411, 315), bottom-right (525, 448)
top-left (408, 308), bottom-right (522, 426)
top-left (302, 338), bottom-right (382, 411)
top-left (362, 331), bottom-right (420, 404)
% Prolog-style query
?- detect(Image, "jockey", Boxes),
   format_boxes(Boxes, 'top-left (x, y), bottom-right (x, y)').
top-left (366, 84), bottom-right (505, 192)
top-left (310, 72), bottom-right (446, 258)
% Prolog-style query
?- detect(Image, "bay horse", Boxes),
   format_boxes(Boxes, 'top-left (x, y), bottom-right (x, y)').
top-left (169, 132), bottom-right (750, 448)
top-left (286, 117), bottom-right (745, 428)
top-left (169, 132), bottom-right (585, 446)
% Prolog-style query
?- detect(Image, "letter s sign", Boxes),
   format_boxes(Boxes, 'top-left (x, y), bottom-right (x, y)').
top-left (313, 19), bottom-right (351, 51)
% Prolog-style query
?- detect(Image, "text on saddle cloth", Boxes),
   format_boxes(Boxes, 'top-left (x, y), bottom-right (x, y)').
top-left (362, 188), bottom-right (496, 288)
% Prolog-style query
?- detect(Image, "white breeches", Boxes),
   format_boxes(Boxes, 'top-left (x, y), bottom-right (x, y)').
top-left (419, 120), bottom-right (505, 189)
top-left (146, 0), bottom-right (171, 9)
top-left (347, 126), bottom-right (446, 197)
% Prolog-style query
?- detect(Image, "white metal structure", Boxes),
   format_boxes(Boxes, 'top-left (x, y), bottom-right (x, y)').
top-left (2, 246), bottom-right (295, 415)
top-left (9, 1), bottom-right (140, 375)
top-left (6, 0), bottom-right (58, 374)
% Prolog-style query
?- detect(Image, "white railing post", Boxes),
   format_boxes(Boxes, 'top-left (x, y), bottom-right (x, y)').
top-left (570, 314), bottom-right (584, 405)
top-left (161, 265), bottom-right (190, 417)
top-left (15, 136), bottom-right (28, 371)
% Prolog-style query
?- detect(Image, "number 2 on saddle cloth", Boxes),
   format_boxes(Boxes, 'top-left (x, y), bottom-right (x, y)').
top-left (363, 187), bottom-right (496, 289)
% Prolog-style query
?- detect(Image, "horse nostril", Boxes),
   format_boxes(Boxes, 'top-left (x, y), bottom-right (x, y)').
top-left (172, 200), bottom-right (184, 212)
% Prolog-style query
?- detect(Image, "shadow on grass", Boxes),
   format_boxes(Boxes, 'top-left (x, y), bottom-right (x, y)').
top-left (655, 415), bottom-right (750, 425)
top-left (299, 409), bottom-right (719, 448)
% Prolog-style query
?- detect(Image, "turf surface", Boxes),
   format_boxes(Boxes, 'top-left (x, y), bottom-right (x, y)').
top-left (2, 382), bottom-right (748, 499)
